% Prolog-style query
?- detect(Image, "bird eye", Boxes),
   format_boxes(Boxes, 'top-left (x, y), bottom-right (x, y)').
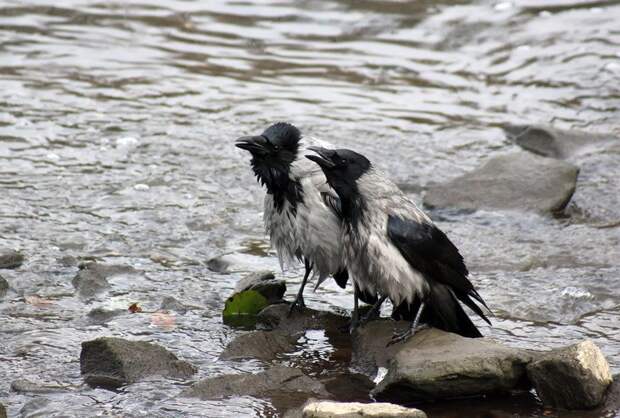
top-left (274, 145), bottom-right (280, 151)
top-left (341, 159), bottom-right (346, 164)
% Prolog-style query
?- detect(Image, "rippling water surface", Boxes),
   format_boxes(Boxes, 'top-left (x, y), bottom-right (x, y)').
top-left (1, 0), bottom-right (619, 416)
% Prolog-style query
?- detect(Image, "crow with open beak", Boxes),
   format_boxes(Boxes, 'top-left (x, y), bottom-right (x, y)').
top-left (236, 123), bottom-right (377, 324)
top-left (306, 146), bottom-right (491, 343)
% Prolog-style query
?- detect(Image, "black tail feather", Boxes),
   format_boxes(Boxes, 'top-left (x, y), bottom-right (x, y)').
top-left (427, 283), bottom-right (483, 338)
top-left (332, 268), bottom-right (348, 289)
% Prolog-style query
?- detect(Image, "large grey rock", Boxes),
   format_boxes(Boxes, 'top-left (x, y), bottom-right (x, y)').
top-left (503, 124), bottom-right (615, 159)
top-left (80, 337), bottom-right (196, 389)
top-left (220, 330), bottom-right (298, 361)
top-left (527, 340), bottom-right (612, 409)
top-left (257, 304), bottom-right (348, 334)
top-left (182, 365), bottom-right (328, 400)
top-left (372, 328), bottom-right (533, 402)
top-left (234, 270), bottom-right (286, 303)
top-left (0, 249), bottom-right (24, 269)
top-left (72, 262), bottom-right (136, 298)
top-left (424, 151), bottom-right (579, 214)
top-left (302, 401), bottom-right (427, 418)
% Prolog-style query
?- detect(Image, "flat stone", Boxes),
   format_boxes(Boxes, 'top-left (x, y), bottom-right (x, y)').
top-left (80, 337), bottom-right (197, 389)
top-left (181, 365), bottom-right (328, 400)
top-left (257, 304), bottom-right (349, 334)
top-left (160, 296), bottom-right (188, 314)
top-left (372, 328), bottom-right (533, 402)
top-left (220, 330), bottom-right (298, 361)
top-left (302, 401), bottom-right (427, 418)
top-left (503, 124), bottom-right (615, 159)
top-left (86, 307), bottom-right (125, 324)
top-left (234, 270), bottom-right (286, 303)
top-left (527, 340), bottom-right (613, 409)
top-left (0, 249), bottom-right (24, 269)
top-left (11, 379), bottom-right (69, 394)
top-left (72, 262), bottom-right (137, 298)
top-left (424, 151), bottom-right (579, 214)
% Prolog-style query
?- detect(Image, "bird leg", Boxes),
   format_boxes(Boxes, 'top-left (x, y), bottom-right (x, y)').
top-left (348, 286), bottom-right (361, 333)
top-left (288, 259), bottom-right (312, 317)
top-left (357, 295), bottom-right (387, 327)
top-left (387, 302), bottom-right (426, 346)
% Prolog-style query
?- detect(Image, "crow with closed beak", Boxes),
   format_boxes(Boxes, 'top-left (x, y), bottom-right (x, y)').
top-left (306, 147), bottom-right (491, 343)
top-left (236, 123), bottom-right (377, 323)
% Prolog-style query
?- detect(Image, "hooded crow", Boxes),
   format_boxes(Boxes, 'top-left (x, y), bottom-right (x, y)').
top-left (306, 147), bottom-right (491, 343)
top-left (236, 123), bottom-right (377, 321)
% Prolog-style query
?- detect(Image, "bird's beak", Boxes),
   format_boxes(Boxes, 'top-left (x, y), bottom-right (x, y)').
top-left (306, 146), bottom-right (337, 169)
top-left (235, 135), bottom-right (269, 154)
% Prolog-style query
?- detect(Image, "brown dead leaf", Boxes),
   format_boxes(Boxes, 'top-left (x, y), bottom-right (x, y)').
top-left (25, 295), bottom-right (54, 308)
top-left (151, 311), bottom-right (176, 331)
top-left (128, 302), bottom-right (142, 313)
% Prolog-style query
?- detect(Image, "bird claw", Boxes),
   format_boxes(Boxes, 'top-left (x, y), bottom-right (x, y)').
top-left (287, 296), bottom-right (305, 317)
top-left (386, 323), bottom-right (428, 347)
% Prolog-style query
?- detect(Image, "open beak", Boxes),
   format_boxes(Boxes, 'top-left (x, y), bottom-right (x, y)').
top-left (306, 146), bottom-right (337, 169)
top-left (235, 135), bottom-right (269, 154)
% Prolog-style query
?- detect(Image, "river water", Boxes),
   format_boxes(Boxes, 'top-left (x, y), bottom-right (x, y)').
top-left (1, 0), bottom-right (619, 417)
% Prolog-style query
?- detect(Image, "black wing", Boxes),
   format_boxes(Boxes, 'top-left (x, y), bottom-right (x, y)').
top-left (387, 215), bottom-right (490, 327)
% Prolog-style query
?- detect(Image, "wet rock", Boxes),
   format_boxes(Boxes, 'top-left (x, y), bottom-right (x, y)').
top-left (182, 365), bottom-right (328, 400)
top-left (220, 330), bottom-right (298, 361)
top-left (503, 124), bottom-right (614, 159)
top-left (86, 307), bottom-right (125, 324)
top-left (234, 270), bottom-right (286, 303)
top-left (0, 274), bottom-right (8, 296)
top-left (504, 125), bottom-right (620, 223)
top-left (372, 328), bottom-right (533, 402)
top-left (257, 304), bottom-right (348, 334)
top-left (351, 320), bottom-right (411, 376)
top-left (80, 337), bottom-right (197, 389)
top-left (207, 252), bottom-right (278, 273)
top-left (302, 401), bottom-right (427, 418)
top-left (72, 262), bottom-right (136, 298)
top-left (0, 402), bottom-right (5, 418)
top-left (19, 398), bottom-right (50, 417)
top-left (0, 249), bottom-right (24, 269)
top-left (424, 151), bottom-right (578, 214)
top-left (57, 255), bottom-right (78, 267)
top-left (11, 378), bottom-right (69, 394)
top-left (160, 296), bottom-right (188, 314)
top-left (527, 340), bottom-right (612, 409)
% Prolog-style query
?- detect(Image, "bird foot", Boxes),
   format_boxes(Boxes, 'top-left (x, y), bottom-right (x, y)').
top-left (386, 323), bottom-right (428, 347)
top-left (287, 296), bottom-right (305, 317)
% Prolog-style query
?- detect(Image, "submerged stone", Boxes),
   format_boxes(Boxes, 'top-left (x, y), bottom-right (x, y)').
top-left (182, 365), bottom-right (328, 400)
top-left (220, 330), bottom-right (298, 361)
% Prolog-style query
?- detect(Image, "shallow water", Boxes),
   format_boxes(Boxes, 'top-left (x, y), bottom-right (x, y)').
top-left (1, 0), bottom-right (619, 416)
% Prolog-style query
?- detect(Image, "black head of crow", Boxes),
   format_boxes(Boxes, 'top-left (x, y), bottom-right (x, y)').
top-left (236, 122), bottom-right (301, 193)
top-left (236, 122), bottom-right (303, 212)
top-left (306, 147), bottom-right (371, 223)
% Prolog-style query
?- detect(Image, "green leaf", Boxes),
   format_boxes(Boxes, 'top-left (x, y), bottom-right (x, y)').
top-left (222, 290), bottom-right (268, 318)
